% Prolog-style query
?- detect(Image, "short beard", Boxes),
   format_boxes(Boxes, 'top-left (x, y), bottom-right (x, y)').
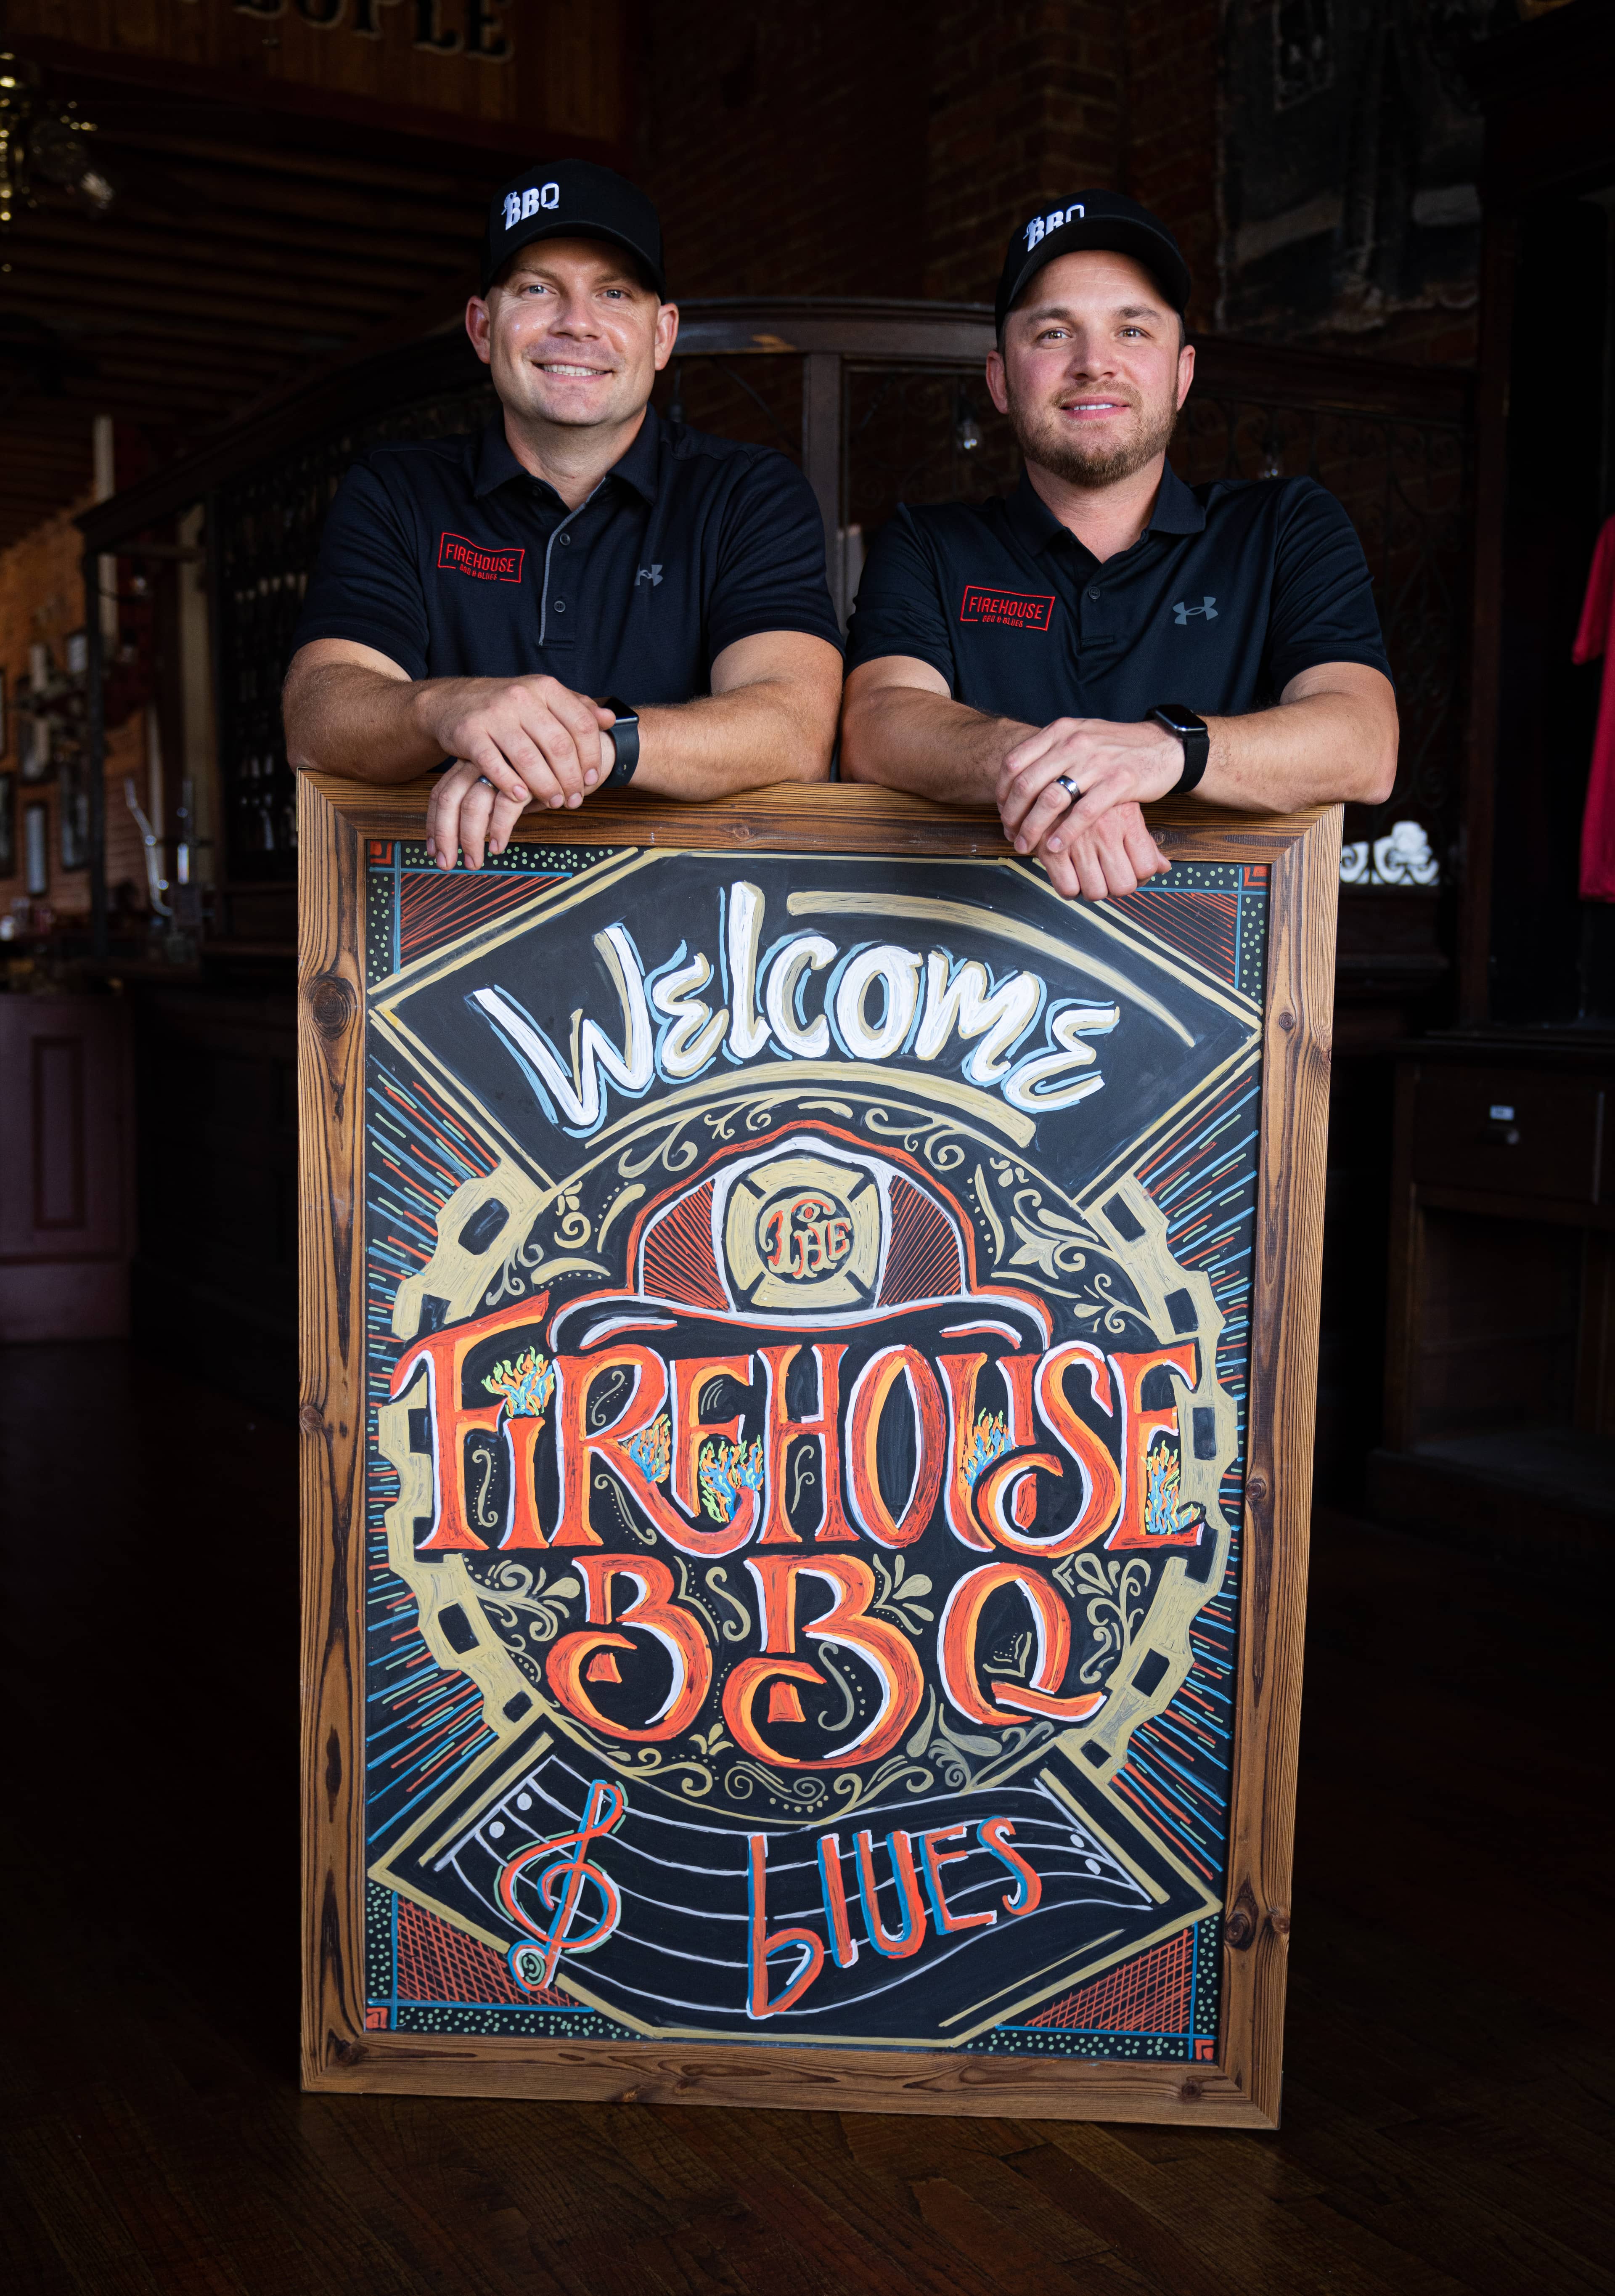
top-left (1008, 390), bottom-right (1178, 487)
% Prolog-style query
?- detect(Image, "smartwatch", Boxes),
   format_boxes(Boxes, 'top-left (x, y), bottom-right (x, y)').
top-left (1147, 702), bottom-right (1210, 795)
top-left (599, 696), bottom-right (640, 789)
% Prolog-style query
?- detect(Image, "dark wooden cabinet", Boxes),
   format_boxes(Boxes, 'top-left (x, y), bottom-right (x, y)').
top-left (127, 968), bottom-right (297, 1418)
top-left (0, 992), bottom-right (133, 1341)
top-left (1407, 1064), bottom-right (1607, 1204)
top-left (1371, 1035), bottom-right (1615, 1556)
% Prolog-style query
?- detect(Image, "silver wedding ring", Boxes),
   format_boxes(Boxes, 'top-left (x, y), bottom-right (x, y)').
top-left (1056, 774), bottom-right (1080, 799)
top-left (477, 775), bottom-right (496, 788)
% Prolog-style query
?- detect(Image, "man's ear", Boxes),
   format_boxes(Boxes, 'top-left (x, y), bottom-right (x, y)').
top-left (985, 345), bottom-right (1010, 417)
top-left (654, 300), bottom-right (680, 371)
top-left (466, 294), bottom-right (493, 368)
top-left (1176, 337), bottom-right (1195, 410)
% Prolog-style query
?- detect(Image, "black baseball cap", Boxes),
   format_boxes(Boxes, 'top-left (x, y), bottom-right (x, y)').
top-left (482, 159), bottom-right (668, 299)
top-left (995, 191), bottom-right (1191, 334)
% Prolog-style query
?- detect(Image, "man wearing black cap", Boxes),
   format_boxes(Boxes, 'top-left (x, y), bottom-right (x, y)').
top-left (840, 191), bottom-right (1398, 901)
top-left (284, 162), bottom-right (842, 869)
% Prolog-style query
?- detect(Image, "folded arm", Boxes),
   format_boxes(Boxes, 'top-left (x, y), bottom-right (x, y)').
top-left (284, 629), bottom-right (842, 869)
top-left (841, 653), bottom-right (1398, 900)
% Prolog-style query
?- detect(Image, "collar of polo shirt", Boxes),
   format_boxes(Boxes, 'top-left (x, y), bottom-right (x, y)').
top-left (1002, 460), bottom-right (1208, 555)
top-left (472, 406), bottom-right (665, 505)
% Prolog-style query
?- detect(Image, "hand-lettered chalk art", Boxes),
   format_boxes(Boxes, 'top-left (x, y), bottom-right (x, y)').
top-left (355, 841), bottom-right (1273, 2062)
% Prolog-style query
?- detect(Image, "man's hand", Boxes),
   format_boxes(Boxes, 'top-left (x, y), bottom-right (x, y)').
top-left (997, 716), bottom-right (1179, 899)
top-left (421, 675), bottom-right (614, 870)
top-left (286, 633), bottom-right (837, 866)
top-left (282, 641), bottom-right (616, 826)
top-left (1031, 796), bottom-right (1171, 901)
top-left (842, 655), bottom-right (1398, 903)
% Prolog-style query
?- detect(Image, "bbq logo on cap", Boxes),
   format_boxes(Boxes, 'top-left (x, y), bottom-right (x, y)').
top-left (502, 181), bottom-right (559, 231)
top-left (483, 159), bottom-right (668, 300)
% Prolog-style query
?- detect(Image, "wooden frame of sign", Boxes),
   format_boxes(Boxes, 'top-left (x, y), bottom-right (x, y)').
top-left (299, 773), bottom-right (1338, 2128)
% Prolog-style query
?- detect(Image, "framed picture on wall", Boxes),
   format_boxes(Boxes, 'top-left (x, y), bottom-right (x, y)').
top-left (59, 763), bottom-right (89, 871)
top-left (0, 771), bottom-right (14, 878)
top-left (24, 800), bottom-right (48, 897)
top-left (19, 707), bottom-right (51, 785)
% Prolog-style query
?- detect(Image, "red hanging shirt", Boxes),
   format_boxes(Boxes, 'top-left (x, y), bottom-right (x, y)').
top-left (1574, 514), bottom-right (1615, 901)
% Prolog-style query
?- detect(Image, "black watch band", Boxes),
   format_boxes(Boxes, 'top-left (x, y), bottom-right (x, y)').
top-left (1148, 702), bottom-right (1210, 796)
top-left (599, 695), bottom-right (640, 788)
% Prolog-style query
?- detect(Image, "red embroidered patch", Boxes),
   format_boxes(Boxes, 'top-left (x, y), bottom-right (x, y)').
top-left (959, 584), bottom-right (1056, 631)
top-left (437, 532), bottom-right (525, 584)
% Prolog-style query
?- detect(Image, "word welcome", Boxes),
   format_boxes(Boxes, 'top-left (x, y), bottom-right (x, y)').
top-left (470, 880), bottom-right (1120, 1137)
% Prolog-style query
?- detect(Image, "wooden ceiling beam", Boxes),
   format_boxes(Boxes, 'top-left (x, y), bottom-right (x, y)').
top-left (58, 349), bottom-right (274, 390)
top-left (0, 246), bottom-right (397, 328)
top-left (0, 256), bottom-right (396, 328)
top-left (100, 128), bottom-right (506, 204)
top-left (13, 210), bottom-right (453, 295)
top-left (13, 190), bottom-right (476, 282)
top-left (58, 382), bottom-right (244, 418)
top-left (94, 156), bottom-right (486, 242)
top-left (0, 467), bottom-right (93, 492)
top-left (0, 286), bottom-right (360, 356)
top-left (0, 456), bottom-right (96, 485)
top-left (0, 487), bottom-right (92, 516)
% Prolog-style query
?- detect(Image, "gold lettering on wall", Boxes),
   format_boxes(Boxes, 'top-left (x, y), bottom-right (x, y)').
top-left (7, 1), bottom-right (627, 142)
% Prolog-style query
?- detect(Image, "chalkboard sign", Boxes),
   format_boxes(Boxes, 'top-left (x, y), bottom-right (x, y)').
top-left (300, 778), bottom-right (1338, 2125)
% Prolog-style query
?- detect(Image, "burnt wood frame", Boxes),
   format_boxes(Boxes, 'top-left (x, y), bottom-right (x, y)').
top-left (299, 775), bottom-right (1339, 2125)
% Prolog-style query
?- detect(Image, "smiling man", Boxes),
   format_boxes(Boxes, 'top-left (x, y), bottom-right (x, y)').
top-left (839, 191), bottom-right (1398, 899)
top-left (283, 162), bottom-right (841, 868)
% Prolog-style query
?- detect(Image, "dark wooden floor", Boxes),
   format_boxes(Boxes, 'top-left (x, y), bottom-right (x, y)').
top-left (2, 1342), bottom-right (1611, 2295)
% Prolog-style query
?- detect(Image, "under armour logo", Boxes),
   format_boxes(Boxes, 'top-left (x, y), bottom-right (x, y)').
top-left (636, 564), bottom-right (663, 587)
top-left (1173, 597), bottom-right (1218, 624)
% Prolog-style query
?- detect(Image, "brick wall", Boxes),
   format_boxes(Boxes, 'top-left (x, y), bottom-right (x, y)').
top-left (638, 1), bottom-right (1475, 367)
top-left (1123, 0), bottom-right (1221, 337)
top-left (919, 2), bottom-right (1126, 303)
top-left (638, 1), bottom-right (931, 300)
top-left (639, 1), bottom-right (1129, 311)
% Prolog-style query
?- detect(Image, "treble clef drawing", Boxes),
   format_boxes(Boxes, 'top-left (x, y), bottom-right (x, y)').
top-left (498, 1779), bottom-right (627, 1991)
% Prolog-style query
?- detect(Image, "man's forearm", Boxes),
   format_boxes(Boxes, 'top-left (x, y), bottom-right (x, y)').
top-left (633, 679), bottom-right (834, 797)
top-left (285, 664), bottom-right (447, 784)
top-left (1201, 685), bottom-right (1397, 813)
top-left (841, 687), bottom-right (1031, 805)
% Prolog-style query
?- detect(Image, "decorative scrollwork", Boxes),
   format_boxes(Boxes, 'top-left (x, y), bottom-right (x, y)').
top-left (475, 1562), bottom-right (580, 1646)
top-left (1058, 1551), bottom-right (1153, 1686)
top-left (702, 1566), bottom-right (753, 1642)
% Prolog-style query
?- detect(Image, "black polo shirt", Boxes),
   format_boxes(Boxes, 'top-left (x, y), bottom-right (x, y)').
top-left (292, 406), bottom-right (841, 698)
top-left (845, 462), bottom-right (1389, 723)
